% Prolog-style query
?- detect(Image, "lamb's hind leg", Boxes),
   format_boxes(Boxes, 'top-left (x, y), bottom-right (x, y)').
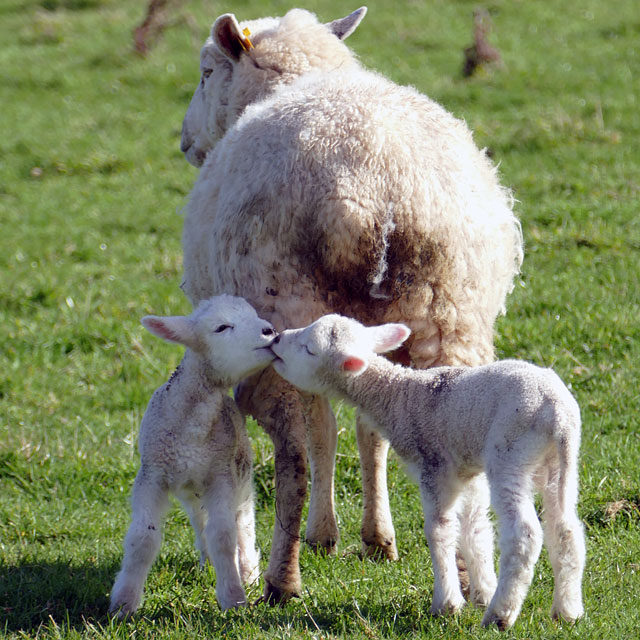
top-left (483, 473), bottom-right (543, 630)
top-left (109, 472), bottom-right (170, 619)
top-left (304, 394), bottom-right (340, 553)
top-left (357, 417), bottom-right (398, 560)
top-left (236, 368), bottom-right (308, 603)
top-left (539, 458), bottom-right (585, 622)
top-left (458, 474), bottom-right (497, 607)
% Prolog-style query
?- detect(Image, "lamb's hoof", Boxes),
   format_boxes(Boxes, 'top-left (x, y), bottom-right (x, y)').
top-left (361, 537), bottom-right (398, 561)
top-left (108, 602), bottom-right (135, 621)
top-left (306, 536), bottom-right (338, 555)
top-left (430, 597), bottom-right (466, 616)
top-left (482, 610), bottom-right (513, 631)
top-left (256, 578), bottom-right (300, 606)
top-left (551, 604), bottom-right (584, 623)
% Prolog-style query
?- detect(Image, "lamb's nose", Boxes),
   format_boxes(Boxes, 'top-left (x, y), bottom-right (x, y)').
top-left (272, 334), bottom-right (281, 344)
top-left (262, 327), bottom-right (276, 337)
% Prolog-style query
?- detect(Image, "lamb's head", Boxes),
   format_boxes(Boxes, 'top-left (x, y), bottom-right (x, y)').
top-left (271, 314), bottom-right (410, 395)
top-left (141, 295), bottom-right (277, 386)
top-left (180, 6), bottom-right (367, 167)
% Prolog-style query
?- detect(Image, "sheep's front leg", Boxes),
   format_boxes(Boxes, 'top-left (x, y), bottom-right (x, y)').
top-left (176, 490), bottom-right (208, 568)
top-left (109, 470), bottom-right (170, 619)
top-left (357, 416), bottom-right (398, 560)
top-left (203, 475), bottom-right (247, 610)
top-left (304, 394), bottom-right (339, 553)
top-left (236, 368), bottom-right (307, 603)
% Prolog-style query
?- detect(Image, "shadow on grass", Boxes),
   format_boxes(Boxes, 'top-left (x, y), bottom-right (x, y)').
top-left (0, 558), bottom-right (117, 632)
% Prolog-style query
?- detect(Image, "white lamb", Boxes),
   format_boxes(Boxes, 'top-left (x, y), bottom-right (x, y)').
top-left (270, 314), bottom-right (585, 630)
top-left (109, 295), bottom-right (276, 617)
top-left (179, 6), bottom-right (524, 601)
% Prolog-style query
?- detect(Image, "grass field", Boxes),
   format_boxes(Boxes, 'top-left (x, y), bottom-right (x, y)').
top-left (1, 0), bottom-right (639, 637)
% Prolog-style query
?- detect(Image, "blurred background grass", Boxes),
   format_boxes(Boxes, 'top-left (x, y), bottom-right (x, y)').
top-left (1, 0), bottom-right (639, 637)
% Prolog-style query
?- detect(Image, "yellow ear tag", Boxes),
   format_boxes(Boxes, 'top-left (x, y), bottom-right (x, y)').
top-left (239, 27), bottom-right (254, 52)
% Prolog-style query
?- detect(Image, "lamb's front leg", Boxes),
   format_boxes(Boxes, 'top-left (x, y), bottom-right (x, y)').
top-left (203, 474), bottom-right (247, 610)
top-left (236, 368), bottom-right (307, 603)
top-left (109, 470), bottom-right (170, 619)
top-left (419, 483), bottom-right (466, 615)
top-left (304, 394), bottom-right (339, 553)
top-left (176, 490), bottom-right (208, 567)
top-left (357, 417), bottom-right (398, 560)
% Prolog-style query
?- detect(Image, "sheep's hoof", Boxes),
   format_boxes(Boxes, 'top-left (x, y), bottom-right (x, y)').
top-left (306, 537), bottom-right (338, 555)
top-left (108, 603), bottom-right (135, 621)
top-left (361, 538), bottom-right (398, 561)
top-left (256, 579), bottom-right (299, 606)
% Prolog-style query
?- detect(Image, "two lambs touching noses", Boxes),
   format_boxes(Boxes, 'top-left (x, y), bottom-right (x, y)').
top-left (271, 314), bottom-right (585, 630)
top-left (110, 297), bottom-right (585, 629)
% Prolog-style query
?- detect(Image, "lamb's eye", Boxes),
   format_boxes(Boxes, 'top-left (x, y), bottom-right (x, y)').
top-left (305, 345), bottom-right (316, 356)
top-left (214, 324), bottom-right (232, 333)
top-left (201, 69), bottom-right (213, 85)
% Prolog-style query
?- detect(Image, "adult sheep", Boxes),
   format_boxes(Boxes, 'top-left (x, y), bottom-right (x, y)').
top-left (179, 6), bottom-right (523, 603)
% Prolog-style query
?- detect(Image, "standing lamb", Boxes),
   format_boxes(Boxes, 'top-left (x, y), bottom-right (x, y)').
top-left (270, 314), bottom-right (586, 630)
top-left (109, 295), bottom-right (275, 617)
top-left (179, 6), bottom-right (524, 601)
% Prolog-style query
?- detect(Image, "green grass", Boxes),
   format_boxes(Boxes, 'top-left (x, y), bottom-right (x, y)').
top-left (1, 0), bottom-right (639, 637)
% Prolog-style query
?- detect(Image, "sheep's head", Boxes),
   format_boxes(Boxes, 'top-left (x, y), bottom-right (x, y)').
top-left (271, 314), bottom-right (409, 395)
top-left (141, 295), bottom-right (277, 387)
top-left (181, 7), bottom-right (367, 167)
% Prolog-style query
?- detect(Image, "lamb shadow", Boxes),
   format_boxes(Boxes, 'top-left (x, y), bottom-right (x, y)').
top-left (0, 558), bottom-right (118, 633)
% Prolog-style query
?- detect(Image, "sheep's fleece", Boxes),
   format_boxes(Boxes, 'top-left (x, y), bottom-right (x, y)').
top-left (179, 6), bottom-right (524, 602)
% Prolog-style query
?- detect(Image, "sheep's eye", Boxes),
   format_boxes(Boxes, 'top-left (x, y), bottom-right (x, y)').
top-left (214, 324), bottom-right (232, 333)
top-left (304, 345), bottom-right (316, 356)
top-left (201, 69), bottom-right (213, 85)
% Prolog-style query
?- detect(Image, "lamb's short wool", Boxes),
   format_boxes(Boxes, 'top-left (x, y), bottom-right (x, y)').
top-left (271, 314), bottom-right (585, 630)
top-left (179, 6), bottom-right (523, 601)
top-left (109, 296), bottom-right (275, 617)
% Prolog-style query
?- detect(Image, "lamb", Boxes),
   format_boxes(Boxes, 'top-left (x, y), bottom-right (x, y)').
top-left (109, 295), bottom-right (276, 618)
top-left (270, 314), bottom-right (585, 630)
top-left (178, 6), bottom-right (524, 601)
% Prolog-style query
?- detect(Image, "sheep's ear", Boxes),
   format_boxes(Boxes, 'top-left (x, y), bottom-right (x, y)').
top-left (141, 315), bottom-right (196, 348)
top-left (340, 355), bottom-right (368, 374)
top-left (370, 323), bottom-right (411, 354)
top-left (326, 6), bottom-right (367, 40)
top-left (212, 13), bottom-right (253, 62)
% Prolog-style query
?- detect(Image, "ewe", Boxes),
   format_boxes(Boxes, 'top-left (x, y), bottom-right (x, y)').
top-left (179, 6), bottom-right (523, 601)
top-left (109, 295), bottom-right (275, 617)
top-left (271, 314), bottom-right (585, 630)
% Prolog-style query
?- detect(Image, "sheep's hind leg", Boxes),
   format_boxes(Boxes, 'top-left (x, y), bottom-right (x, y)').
top-left (304, 394), bottom-right (339, 553)
top-left (109, 472), bottom-right (170, 619)
top-left (176, 490), bottom-right (208, 568)
top-left (357, 416), bottom-right (398, 560)
top-left (236, 368), bottom-right (307, 603)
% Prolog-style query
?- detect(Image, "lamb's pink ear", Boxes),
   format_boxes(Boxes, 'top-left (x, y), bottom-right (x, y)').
top-left (141, 315), bottom-right (195, 347)
top-left (326, 7), bottom-right (367, 40)
top-left (340, 355), bottom-right (367, 374)
top-left (370, 323), bottom-right (411, 354)
top-left (213, 13), bottom-right (253, 62)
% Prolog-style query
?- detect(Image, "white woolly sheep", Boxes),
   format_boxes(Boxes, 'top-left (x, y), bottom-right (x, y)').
top-left (179, 6), bottom-right (524, 601)
top-left (271, 314), bottom-right (585, 630)
top-left (109, 295), bottom-right (276, 617)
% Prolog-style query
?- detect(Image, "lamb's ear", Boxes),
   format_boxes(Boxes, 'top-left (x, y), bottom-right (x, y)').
top-left (212, 13), bottom-right (253, 62)
top-left (326, 6), bottom-right (367, 40)
top-left (340, 355), bottom-right (368, 375)
top-left (370, 323), bottom-right (411, 354)
top-left (141, 315), bottom-right (196, 348)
